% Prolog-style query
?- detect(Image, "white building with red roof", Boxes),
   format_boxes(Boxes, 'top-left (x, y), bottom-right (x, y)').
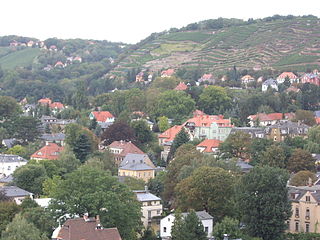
top-left (38, 98), bottom-right (52, 106)
top-left (31, 143), bottom-right (64, 161)
top-left (301, 73), bottom-right (320, 86)
top-left (161, 69), bottom-right (175, 78)
top-left (197, 74), bottom-right (215, 85)
top-left (196, 139), bottom-right (221, 154)
top-left (158, 125), bottom-right (183, 145)
top-left (89, 111), bottom-right (115, 123)
top-left (276, 72), bottom-right (299, 84)
top-left (248, 112), bottom-right (295, 127)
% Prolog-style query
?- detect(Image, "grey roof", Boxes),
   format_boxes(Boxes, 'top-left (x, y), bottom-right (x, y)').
top-left (0, 175), bottom-right (13, 183)
top-left (134, 191), bottom-right (161, 202)
top-left (236, 160), bottom-right (253, 172)
top-left (288, 185), bottom-right (320, 203)
top-left (265, 120), bottom-right (309, 134)
top-left (41, 115), bottom-right (57, 122)
top-left (2, 138), bottom-right (16, 148)
top-left (119, 163), bottom-right (154, 171)
top-left (41, 133), bottom-right (65, 142)
top-left (120, 153), bottom-right (149, 167)
top-left (231, 127), bottom-right (265, 138)
top-left (263, 78), bottom-right (277, 85)
top-left (181, 211), bottom-right (213, 220)
top-left (98, 122), bottom-right (113, 129)
top-left (0, 154), bottom-right (27, 163)
top-left (0, 186), bottom-right (32, 197)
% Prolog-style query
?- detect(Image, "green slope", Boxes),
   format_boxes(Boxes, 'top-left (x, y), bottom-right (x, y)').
top-left (0, 48), bottom-right (41, 69)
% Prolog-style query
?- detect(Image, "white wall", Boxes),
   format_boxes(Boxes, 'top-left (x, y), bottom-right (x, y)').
top-left (0, 161), bottom-right (27, 176)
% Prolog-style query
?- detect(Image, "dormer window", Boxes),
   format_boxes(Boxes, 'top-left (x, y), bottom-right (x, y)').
top-left (37, 152), bottom-right (42, 155)
top-left (306, 196), bottom-right (311, 202)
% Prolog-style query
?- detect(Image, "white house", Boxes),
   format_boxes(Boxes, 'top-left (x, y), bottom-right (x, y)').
top-left (0, 154), bottom-right (28, 177)
top-left (134, 188), bottom-right (163, 232)
top-left (262, 78), bottom-right (278, 92)
top-left (89, 111), bottom-right (115, 123)
top-left (160, 211), bottom-right (213, 239)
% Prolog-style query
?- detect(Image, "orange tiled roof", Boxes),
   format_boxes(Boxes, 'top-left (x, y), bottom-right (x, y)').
top-left (174, 82), bottom-right (188, 91)
top-left (161, 69), bottom-right (175, 77)
top-left (197, 139), bottom-right (222, 152)
top-left (249, 113), bottom-right (295, 122)
top-left (91, 111), bottom-right (114, 122)
top-left (158, 125), bottom-right (183, 142)
top-left (316, 117), bottom-right (320, 125)
top-left (241, 75), bottom-right (255, 81)
top-left (31, 143), bottom-right (64, 160)
top-left (184, 115), bottom-right (232, 127)
top-left (202, 74), bottom-right (213, 80)
top-left (277, 72), bottom-right (298, 80)
top-left (108, 141), bottom-right (144, 157)
top-left (38, 98), bottom-right (52, 105)
top-left (50, 102), bottom-right (64, 109)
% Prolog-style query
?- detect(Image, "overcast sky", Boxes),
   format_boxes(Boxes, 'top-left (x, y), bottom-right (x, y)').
top-left (1, 0), bottom-right (319, 44)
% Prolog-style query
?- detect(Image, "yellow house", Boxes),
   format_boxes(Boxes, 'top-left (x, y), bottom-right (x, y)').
top-left (288, 185), bottom-right (320, 233)
top-left (118, 153), bottom-right (155, 182)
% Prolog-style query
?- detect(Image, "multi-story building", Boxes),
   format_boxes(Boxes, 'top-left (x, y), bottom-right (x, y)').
top-left (288, 185), bottom-right (320, 233)
top-left (134, 188), bottom-right (163, 233)
top-left (265, 121), bottom-right (309, 142)
top-left (0, 154), bottom-right (27, 177)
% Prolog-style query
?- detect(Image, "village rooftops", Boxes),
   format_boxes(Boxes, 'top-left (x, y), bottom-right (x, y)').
top-left (119, 153), bottom-right (155, 170)
top-left (0, 154), bottom-right (27, 163)
top-left (181, 211), bottom-right (213, 220)
top-left (0, 186), bottom-right (32, 198)
top-left (108, 141), bottom-right (144, 157)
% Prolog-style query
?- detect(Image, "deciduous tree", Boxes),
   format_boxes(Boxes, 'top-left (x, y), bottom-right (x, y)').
top-left (287, 148), bottom-right (315, 173)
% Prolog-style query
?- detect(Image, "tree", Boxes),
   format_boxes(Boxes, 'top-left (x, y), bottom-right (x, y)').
top-left (184, 210), bottom-right (207, 240)
top-left (198, 86), bottom-right (232, 115)
top-left (219, 131), bottom-right (251, 160)
top-left (1, 214), bottom-right (47, 240)
top-left (0, 189), bottom-right (10, 202)
top-left (287, 148), bottom-right (315, 173)
top-left (260, 145), bottom-right (287, 168)
top-left (0, 201), bottom-right (21, 235)
top-left (13, 164), bottom-right (47, 195)
top-left (140, 227), bottom-right (158, 240)
top-left (7, 116), bottom-right (41, 143)
top-left (175, 166), bottom-right (235, 220)
top-left (72, 80), bottom-right (89, 110)
top-left (55, 147), bottom-right (81, 175)
top-left (158, 116), bottom-right (170, 132)
top-left (236, 166), bottom-right (291, 240)
top-left (73, 133), bottom-right (92, 163)
top-left (85, 150), bottom-right (116, 174)
top-left (5, 145), bottom-right (27, 157)
top-left (101, 121), bottom-right (138, 146)
top-left (295, 110), bottom-right (316, 126)
top-left (213, 217), bottom-right (242, 240)
top-left (167, 129), bottom-right (190, 161)
top-left (171, 211), bottom-right (187, 240)
top-left (290, 170), bottom-right (317, 186)
top-left (0, 96), bottom-right (21, 120)
top-left (131, 120), bottom-right (153, 144)
top-left (148, 171), bottom-right (166, 198)
top-left (249, 138), bottom-right (273, 165)
top-left (49, 166), bottom-right (142, 240)
top-left (89, 118), bottom-right (98, 130)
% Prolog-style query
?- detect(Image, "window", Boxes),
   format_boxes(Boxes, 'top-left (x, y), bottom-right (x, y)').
top-left (306, 223), bottom-right (310, 233)
top-left (295, 207), bottom-right (299, 217)
top-left (306, 196), bottom-right (311, 202)
top-left (157, 210), bottom-right (161, 215)
top-left (163, 227), bottom-right (167, 233)
top-left (205, 227), bottom-right (208, 233)
top-left (306, 209), bottom-right (310, 219)
top-left (168, 218), bottom-right (170, 222)
top-left (295, 222), bottom-right (299, 232)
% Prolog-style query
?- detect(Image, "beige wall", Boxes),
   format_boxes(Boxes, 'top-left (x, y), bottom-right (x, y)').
top-left (118, 169), bottom-right (155, 182)
top-left (141, 200), bottom-right (163, 229)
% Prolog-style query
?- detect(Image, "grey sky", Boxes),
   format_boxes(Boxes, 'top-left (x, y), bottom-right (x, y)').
top-left (1, 0), bottom-right (319, 43)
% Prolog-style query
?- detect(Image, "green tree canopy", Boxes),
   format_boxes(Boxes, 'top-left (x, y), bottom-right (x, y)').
top-left (0, 96), bottom-right (21, 120)
top-left (260, 144), bottom-right (287, 168)
top-left (287, 148), bottom-right (315, 173)
top-left (158, 116), bottom-right (170, 132)
top-left (213, 217), bottom-right (242, 240)
top-left (101, 121), bottom-right (138, 146)
top-left (131, 120), bottom-right (153, 144)
top-left (290, 170), bottom-right (317, 186)
top-left (219, 131), bottom-right (251, 160)
top-left (236, 166), bottom-right (291, 240)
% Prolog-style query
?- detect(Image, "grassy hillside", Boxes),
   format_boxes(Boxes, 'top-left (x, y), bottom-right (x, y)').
top-left (0, 48), bottom-right (41, 69)
top-left (109, 16), bottom-right (320, 77)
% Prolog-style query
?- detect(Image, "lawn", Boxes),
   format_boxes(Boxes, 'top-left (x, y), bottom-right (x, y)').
top-left (0, 48), bottom-right (41, 69)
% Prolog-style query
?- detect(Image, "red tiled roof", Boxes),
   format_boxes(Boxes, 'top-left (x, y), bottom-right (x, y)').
top-left (38, 98), bottom-right (52, 105)
top-left (57, 217), bottom-right (122, 240)
top-left (249, 113), bottom-right (295, 122)
top-left (184, 115), bottom-right (232, 127)
top-left (202, 74), bottom-right (213, 80)
top-left (241, 75), bottom-right (255, 81)
top-left (197, 139), bottom-right (222, 152)
top-left (50, 102), bottom-right (64, 109)
top-left (316, 117), bottom-right (320, 125)
top-left (31, 143), bottom-right (64, 160)
top-left (108, 141), bottom-right (144, 157)
top-left (55, 61), bottom-right (64, 67)
top-left (158, 125), bottom-right (183, 142)
top-left (174, 82), bottom-right (188, 91)
top-left (161, 69), bottom-right (175, 77)
top-left (277, 72), bottom-right (298, 80)
top-left (91, 111), bottom-right (114, 122)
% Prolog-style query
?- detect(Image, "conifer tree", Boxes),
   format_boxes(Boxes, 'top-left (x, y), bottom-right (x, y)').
top-left (184, 210), bottom-right (207, 240)
top-left (167, 129), bottom-right (190, 161)
top-left (73, 133), bottom-right (92, 163)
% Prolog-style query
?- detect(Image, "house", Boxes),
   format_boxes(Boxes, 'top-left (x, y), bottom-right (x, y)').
top-left (300, 73), bottom-right (320, 86)
top-left (160, 211), bottom-right (213, 239)
top-left (107, 140), bottom-right (145, 166)
top-left (135, 72), bottom-right (144, 82)
top-left (184, 114), bottom-right (233, 141)
top-left (118, 153), bottom-right (155, 182)
top-left (174, 82), bottom-right (188, 91)
top-left (22, 103), bottom-right (36, 116)
top-left (277, 72), bottom-right (299, 84)
top-left (230, 127), bottom-right (265, 138)
top-left (198, 74), bottom-right (215, 85)
top-left (40, 133), bottom-right (66, 146)
top-left (262, 78), bottom-right (278, 92)
top-left (50, 102), bottom-right (64, 110)
top-left (265, 121), bottom-right (309, 142)
top-left (1, 138), bottom-right (17, 149)
top-left (52, 216), bottom-right (122, 240)
top-left (38, 98), bottom-right (52, 106)
top-left (288, 185), bottom-right (320, 233)
top-left (247, 112), bottom-right (295, 127)
top-left (89, 111), bottom-right (115, 123)
top-left (161, 69), bottom-right (175, 78)
top-left (0, 186), bottom-right (33, 205)
top-left (158, 125), bottom-right (183, 145)
top-left (54, 61), bottom-right (64, 68)
top-left (196, 139), bottom-right (221, 154)
top-left (73, 56), bottom-right (82, 63)
top-left (31, 143), bottom-right (64, 161)
top-left (0, 154), bottom-right (27, 177)
top-left (241, 75), bottom-right (255, 86)
top-left (134, 187), bottom-right (163, 231)
top-left (0, 175), bottom-right (13, 186)
top-left (236, 160), bottom-right (253, 173)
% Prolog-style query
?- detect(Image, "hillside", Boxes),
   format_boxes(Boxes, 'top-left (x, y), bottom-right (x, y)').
top-left (109, 16), bottom-right (320, 78)
top-left (0, 47), bottom-right (41, 69)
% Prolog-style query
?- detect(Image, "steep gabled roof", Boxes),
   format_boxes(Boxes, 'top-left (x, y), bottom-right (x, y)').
top-left (38, 98), bottom-right (52, 105)
top-left (108, 141), bottom-right (144, 157)
top-left (50, 102), bottom-right (64, 109)
top-left (184, 115), bottom-right (232, 127)
top-left (174, 82), bottom-right (188, 91)
top-left (277, 72), bottom-right (298, 80)
top-left (197, 139), bottom-right (221, 152)
top-left (31, 143), bottom-right (64, 160)
top-left (158, 125), bottom-right (183, 143)
top-left (91, 111), bottom-right (114, 122)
